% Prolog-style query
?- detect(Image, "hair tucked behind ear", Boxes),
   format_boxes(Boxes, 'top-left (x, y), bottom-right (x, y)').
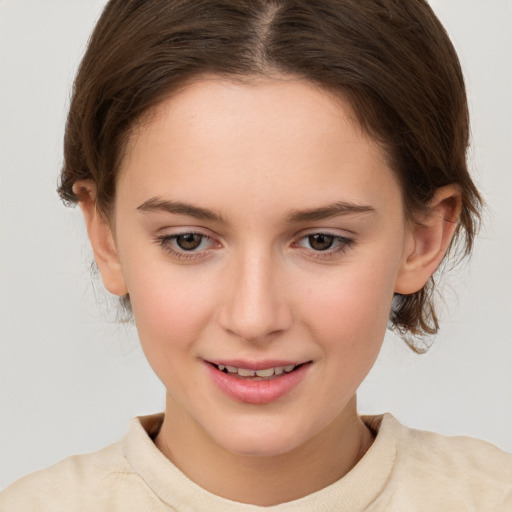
top-left (58, 0), bottom-right (482, 351)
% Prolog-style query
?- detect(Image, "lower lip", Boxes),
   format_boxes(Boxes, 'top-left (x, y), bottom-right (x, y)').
top-left (205, 363), bottom-right (310, 405)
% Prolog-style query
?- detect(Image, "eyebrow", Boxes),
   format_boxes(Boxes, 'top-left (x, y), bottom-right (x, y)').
top-left (137, 197), bottom-right (375, 223)
top-left (137, 197), bottom-right (225, 222)
top-left (286, 202), bottom-right (376, 222)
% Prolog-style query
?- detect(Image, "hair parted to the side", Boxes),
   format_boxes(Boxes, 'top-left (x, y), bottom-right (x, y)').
top-left (58, 0), bottom-right (482, 352)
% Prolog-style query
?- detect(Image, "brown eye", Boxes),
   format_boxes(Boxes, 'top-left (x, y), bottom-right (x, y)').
top-left (156, 231), bottom-right (216, 260)
top-left (308, 234), bottom-right (334, 251)
top-left (175, 233), bottom-right (204, 250)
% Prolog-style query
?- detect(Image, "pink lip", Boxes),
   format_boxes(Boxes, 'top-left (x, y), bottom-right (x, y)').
top-left (205, 361), bottom-right (311, 405)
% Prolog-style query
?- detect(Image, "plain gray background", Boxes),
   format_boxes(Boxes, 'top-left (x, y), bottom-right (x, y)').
top-left (1, 0), bottom-right (511, 490)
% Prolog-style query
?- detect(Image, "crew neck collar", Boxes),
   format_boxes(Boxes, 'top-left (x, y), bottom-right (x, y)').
top-left (123, 413), bottom-right (398, 511)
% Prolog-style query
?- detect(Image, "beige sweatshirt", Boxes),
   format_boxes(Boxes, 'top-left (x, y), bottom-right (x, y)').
top-left (1, 413), bottom-right (511, 511)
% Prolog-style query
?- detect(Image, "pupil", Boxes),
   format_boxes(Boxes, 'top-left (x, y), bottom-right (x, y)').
top-left (309, 234), bottom-right (334, 251)
top-left (177, 233), bottom-right (202, 250)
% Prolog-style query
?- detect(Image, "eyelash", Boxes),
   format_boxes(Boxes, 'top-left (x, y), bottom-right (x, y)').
top-left (155, 231), bottom-right (355, 261)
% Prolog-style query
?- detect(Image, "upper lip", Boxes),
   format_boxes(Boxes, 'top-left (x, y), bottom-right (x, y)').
top-left (205, 359), bottom-right (308, 371)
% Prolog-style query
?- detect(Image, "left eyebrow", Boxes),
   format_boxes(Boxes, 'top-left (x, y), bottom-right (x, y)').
top-left (286, 202), bottom-right (376, 222)
top-left (137, 197), bottom-right (225, 222)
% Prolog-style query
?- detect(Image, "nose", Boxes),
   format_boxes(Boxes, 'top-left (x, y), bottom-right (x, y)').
top-left (218, 251), bottom-right (293, 343)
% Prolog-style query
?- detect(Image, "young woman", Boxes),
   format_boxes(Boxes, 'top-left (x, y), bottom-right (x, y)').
top-left (1, 0), bottom-right (511, 509)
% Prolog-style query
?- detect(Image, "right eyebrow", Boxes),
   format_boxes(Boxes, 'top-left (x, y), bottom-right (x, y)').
top-left (286, 201), bottom-right (376, 222)
top-left (136, 197), bottom-right (225, 223)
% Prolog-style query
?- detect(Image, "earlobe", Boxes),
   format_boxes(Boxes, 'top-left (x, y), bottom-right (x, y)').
top-left (73, 181), bottom-right (128, 296)
top-left (395, 185), bottom-right (462, 295)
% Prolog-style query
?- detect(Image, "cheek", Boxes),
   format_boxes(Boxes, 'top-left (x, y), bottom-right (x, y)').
top-left (297, 264), bottom-right (396, 406)
top-left (125, 263), bottom-right (217, 352)
top-left (298, 261), bottom-right (397, 351)
top-left (125, 267), bottom-right (221, 393)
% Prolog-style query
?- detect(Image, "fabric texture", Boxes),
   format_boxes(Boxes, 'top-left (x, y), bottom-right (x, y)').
top-left (1, 413), bottom-right (511, 511)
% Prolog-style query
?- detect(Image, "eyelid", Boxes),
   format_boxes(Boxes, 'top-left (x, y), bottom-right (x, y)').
top-left (154, 224), bottom-right (222, 243)
top-left (294, 227), bottom-right (354, 242)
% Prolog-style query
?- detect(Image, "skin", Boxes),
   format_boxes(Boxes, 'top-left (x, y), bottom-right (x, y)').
top-left (76, 76), bottom-right (460, 505)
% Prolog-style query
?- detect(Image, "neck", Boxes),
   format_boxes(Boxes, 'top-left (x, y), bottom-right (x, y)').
top-left (154, 395), bottom-right (374, 506)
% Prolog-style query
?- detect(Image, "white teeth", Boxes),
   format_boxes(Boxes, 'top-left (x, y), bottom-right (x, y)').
top-left (237, 368), bottom-right (256, 377)
top-left (255, 368), bottom-right (275, 378)
top-left (216, 363), bottom-right (298, 377)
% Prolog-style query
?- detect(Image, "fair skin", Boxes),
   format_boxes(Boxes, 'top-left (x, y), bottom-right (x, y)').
top-left (75, 76), bottom-right (460, 506)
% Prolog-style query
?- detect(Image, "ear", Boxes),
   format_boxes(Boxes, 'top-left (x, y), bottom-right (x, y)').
top-left (73, 181), bottom-right (128, 296)
top-left (395, 185), bottom-right (462, 295)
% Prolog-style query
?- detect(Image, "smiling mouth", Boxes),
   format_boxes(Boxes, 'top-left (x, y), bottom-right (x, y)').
top-left (210, 363), bottom-right (306, 381)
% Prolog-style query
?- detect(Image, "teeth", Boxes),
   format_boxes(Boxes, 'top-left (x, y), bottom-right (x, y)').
top-left (255, 368), bottom-right (275, 378)
top-left (216, 363), bottom-right (298, 377)
top-left (237, 368), bottom-right (255, 377)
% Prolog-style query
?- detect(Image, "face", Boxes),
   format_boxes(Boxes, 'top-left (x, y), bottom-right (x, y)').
top-left (108, 77), bottom-right (412, 457)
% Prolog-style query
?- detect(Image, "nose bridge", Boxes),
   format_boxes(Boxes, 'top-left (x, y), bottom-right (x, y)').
top-left (219, 245), bottom-right (291, 342)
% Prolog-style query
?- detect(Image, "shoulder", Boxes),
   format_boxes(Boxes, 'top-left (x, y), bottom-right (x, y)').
top-left (369, 414), bottom-right (512, 510)
top-left (395, 417), bottom-right (512, 484)
top-left (0, 414), bottom-right (166, 512)
top-left (0, 442), bottom-right (131, 511)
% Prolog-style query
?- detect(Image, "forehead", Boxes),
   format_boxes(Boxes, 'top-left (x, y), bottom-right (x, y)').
top-left (118, 76), bottom-right (402, 220)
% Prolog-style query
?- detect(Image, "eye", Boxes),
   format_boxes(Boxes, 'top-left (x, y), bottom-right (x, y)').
top-left (174, 233), bottom-right (205, 251)
top-left (306, 233), bottom-right (335, 251)
top-left (156, 231), bottom-right (216, 259)
top-left (295, 232), bottom-right (354, 257)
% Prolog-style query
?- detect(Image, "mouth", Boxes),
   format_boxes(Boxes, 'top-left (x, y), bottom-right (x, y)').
top-left (209, 362), bottom-right (306, 381)
top-left (205, 360), bottom-right (312, 404)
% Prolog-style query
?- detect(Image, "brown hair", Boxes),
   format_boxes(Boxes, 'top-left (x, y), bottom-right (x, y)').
top-left (58, 0), bottom-right (482, 350)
